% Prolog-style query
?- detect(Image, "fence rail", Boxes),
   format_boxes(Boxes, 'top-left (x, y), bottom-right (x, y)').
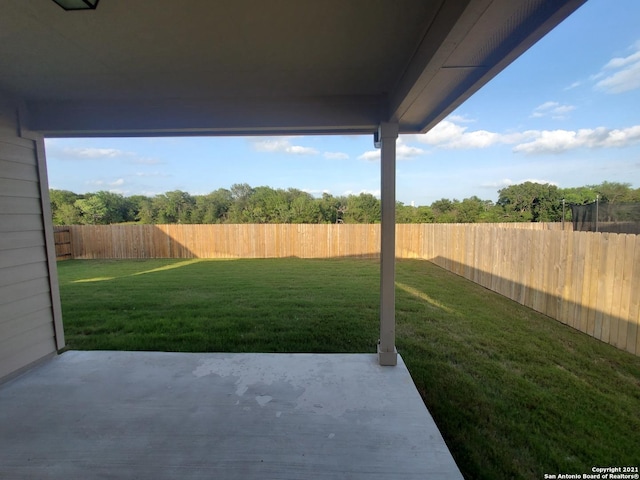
top-left (53, 223), bottom-right (639, 356)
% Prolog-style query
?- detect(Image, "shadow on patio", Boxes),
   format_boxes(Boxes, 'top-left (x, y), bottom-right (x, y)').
top-left (0, 351), bottom-right (463, 479)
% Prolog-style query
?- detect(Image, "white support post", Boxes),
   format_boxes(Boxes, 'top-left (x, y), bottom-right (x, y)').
top-left (377, 122), bottom-right (398, 366)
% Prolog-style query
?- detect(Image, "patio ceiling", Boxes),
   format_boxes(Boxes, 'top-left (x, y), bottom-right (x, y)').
top-left (0, 0), bottom-right (585, 137)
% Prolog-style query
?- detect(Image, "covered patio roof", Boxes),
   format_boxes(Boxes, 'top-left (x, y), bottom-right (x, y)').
top-left (1, 0), bottom-right (586, 137)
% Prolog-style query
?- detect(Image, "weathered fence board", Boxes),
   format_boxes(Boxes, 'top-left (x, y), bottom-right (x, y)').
top-left (53, 227), bottom-right (71, 260)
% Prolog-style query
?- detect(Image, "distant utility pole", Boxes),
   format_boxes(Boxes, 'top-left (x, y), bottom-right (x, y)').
top-left (562, 199), bottom-right (565, 230)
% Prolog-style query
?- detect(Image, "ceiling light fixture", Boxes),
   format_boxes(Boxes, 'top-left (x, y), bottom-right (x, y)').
top-left (51, 0), bottom-right (99, 11)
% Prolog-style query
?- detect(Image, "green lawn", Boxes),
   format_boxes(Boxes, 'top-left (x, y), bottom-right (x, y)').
top-left (57, 258), bottom-right (640, 480)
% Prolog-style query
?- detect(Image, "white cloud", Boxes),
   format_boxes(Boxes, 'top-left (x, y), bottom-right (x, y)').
top-left (356, 140), bottom-right (425, 161)
top-left (62, 147), bottom-right (126, 159)
top-left (252, 137), bottom-right (318, 155)
top-left (409, 117), bottom-right (640, 155)
top-left (358, 150), bottom-right (380, 161)
top-left (594, 41), bottom-right (640, 93)
top-left (564, 81), bottom-right (582, 91)
top-left (414, 120), bottom-right (535, 149)
top-left (397, 144), bottom-right (425, 158)
top-left (48, 145), bottom-right (163, 165)
top-left (525, 178), bottom-right (557, 186)
top-left (530, 101), bottom-right (575, 120)
top-left (85, 178), bottom-right (126, 187)
top-left (416, 120), bottom-right (466, 146)
top-left (480, 179), bottom-right (514, 189)
top-left (447, 114), bottom-right (475, 123)
top-left (513, 126), bottom-right (640, 154)
top-left (396, 138), bottom-right (425, 159)
top-left (343, 189), bottom-right (381, 197)
top-left (323, 151), bottom-right (349, 160)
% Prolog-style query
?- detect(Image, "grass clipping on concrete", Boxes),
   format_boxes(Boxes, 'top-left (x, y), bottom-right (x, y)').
top-left (57, 258), bottom-right (640, 480)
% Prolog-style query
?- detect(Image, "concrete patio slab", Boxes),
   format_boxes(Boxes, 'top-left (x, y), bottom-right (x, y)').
top-left (0, 351), bottom-right (463, 479)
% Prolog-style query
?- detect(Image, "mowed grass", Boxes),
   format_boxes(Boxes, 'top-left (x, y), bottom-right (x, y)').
top-left (57, 258), bottom-right (640, 480)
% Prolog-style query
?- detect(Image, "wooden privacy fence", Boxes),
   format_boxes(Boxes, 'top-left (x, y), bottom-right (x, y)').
top-left (55, 224), bottom-right (382, 259)
top-left (397, 224), bottom-right (639, 356)
top-left (54, 223), bottom-right (639, 356)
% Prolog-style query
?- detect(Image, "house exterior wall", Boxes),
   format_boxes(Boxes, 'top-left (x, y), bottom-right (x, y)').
top-left (0, 95), bottom-right (62, 382)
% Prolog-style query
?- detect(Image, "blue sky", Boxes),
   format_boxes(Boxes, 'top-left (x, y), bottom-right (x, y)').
top-left (45, 0), bottom-right (640, 206)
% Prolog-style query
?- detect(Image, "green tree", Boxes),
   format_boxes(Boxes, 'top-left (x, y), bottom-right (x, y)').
top-left (129, 195), bottom-right (156, 224)
top-left (497, 182), bottom-right (562, 222)
top-left (227, 183), bottom-right (255, 223)
top-left (590, 181), bottom-right (633, 203)
top-left (477, 201), bottom-right (502, 223)
top-left (194, 189), bottom-right (232, 224)
top-left (457, 196), bottom-right (486, 223)
top-left (318, 193), bottom-right (345, 223)
top-left (92, 191), bottom-right (134, 224)
top-left (344, 193), bottom-right (381, 223)
top-left (559, 186), bottom-right (598, 205)
top-left (431, 198), bottom-right (458, 223)
top-left (154, 190), bottom-right (195, 223)
top-left (396, 202), bottom-right (417, 223)
top-left (289, 190), bottom-right (322, 223)
top-left (396, 203), bottom-right (436, 223)
top-left (55, 203), bottom-right (82, 225)
top-left (75, 196), bottom-right (108, 224)
top-left (49, 189), bottom-right (81, 224)
top-left (415, 206), bottom-right (435, 223)
top-left (241, 186), bottom-right (285, 223)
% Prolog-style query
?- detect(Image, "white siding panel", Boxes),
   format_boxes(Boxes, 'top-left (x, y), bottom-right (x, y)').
top-left (0, 292), bottom-right (52, 321)
top-left (0, 246), bottom-right (47, 268)
top-left (0, 178), bottom-right (40, 198)
top-left (0, 139), bottom-right (38, 164)
top-left (0, 112), bottom-right (60, 381)
top-left (0, 323), bottom-right (55, 363)
top-left (0, 335), bottom-right (56, 381)
top-left (0, 262), bottom-right (48, 288)
top-left (0, 196), bottom-right (42, 215)
top-left (0, 308), bottom-right (52, 345)
top-left (0, 214), bottom-right (43, 232)
top-left (0, 158), bottom-right (39, 182)
top-left (0, 230), bottom-right (45, 251)
top-left (0, 277), bottom-right (51, 305)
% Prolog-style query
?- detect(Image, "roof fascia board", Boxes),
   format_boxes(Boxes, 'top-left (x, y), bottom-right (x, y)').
top-left (412, 0), bottom-right (588, 134)
top-left (388, 0), bottom-right (483, 124)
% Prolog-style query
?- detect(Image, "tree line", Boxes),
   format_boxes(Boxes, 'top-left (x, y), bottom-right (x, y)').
top-left (49, 181), bottom-right (640, 226)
